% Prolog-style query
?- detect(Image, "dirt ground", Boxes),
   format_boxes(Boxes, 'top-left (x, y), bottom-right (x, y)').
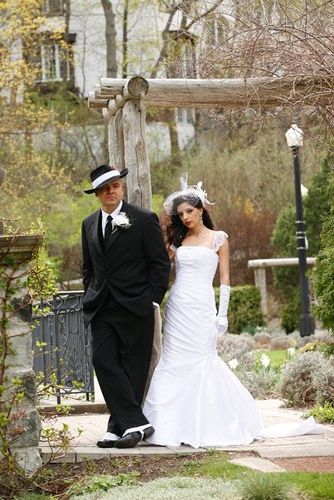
top-left (40, 452), bottom-right (334, 496)
top-left (273, 456), bottom-right (334, 473)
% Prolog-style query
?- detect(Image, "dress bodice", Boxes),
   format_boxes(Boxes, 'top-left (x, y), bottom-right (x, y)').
top-left (174, 231), bottom-right (228, 289)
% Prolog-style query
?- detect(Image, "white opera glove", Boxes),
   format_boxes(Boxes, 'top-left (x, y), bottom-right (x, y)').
top-left (216, 284), bottom-right (231, 336)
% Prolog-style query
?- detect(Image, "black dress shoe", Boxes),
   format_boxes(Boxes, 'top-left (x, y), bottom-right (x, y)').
top-left (114, 426), bottom-right (155, 449)
top-left (96, 432), bottom-right (119, 448)
top-left (143, 425), bottom-right (155, 440)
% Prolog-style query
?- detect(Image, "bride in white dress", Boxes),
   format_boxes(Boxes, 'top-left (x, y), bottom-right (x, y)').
top-left (143, 177), bottom-right (319, 448)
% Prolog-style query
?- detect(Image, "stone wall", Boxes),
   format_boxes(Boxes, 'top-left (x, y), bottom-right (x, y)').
top-left (0, 236), bottom-right (42, 474)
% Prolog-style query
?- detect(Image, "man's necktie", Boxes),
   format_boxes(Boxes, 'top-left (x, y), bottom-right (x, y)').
top-left (104, 215), bottom-right (113, 244)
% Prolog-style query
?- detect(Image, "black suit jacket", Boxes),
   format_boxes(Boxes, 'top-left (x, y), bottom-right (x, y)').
top-left (81, 201), bottom-right (170, 327)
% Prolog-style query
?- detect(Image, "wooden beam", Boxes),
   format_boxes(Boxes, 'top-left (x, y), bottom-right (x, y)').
top-left (88, 76), bottom-right (333, 109)
top-left (124, 75), bottom-right (149, 98)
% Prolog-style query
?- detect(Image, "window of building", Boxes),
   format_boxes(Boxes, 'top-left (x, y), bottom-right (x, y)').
top-left (43, 0), bottom-right (64, 16)
top-left (40, 43), bottom-right (70, 82)
top-left (176, 108), bottom-right (195, 125)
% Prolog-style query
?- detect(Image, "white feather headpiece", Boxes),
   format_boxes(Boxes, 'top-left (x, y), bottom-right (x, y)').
top-left (163, 173), bottom-right (215, 216)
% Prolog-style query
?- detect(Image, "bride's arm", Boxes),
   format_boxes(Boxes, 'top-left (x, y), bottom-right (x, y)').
top-left (216, 238), bottom-right (230, 336)
top-left (218, 237), bottom-right (230, 285)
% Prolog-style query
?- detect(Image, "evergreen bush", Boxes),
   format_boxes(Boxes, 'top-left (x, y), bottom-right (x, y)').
top-left (220, 285), bottom-right (265, 334)
top-left (313, 218), bottom-right (334, 331)
top-left (310, 149), bottom-right (334, 330)
top-left (280, 289), bottom-right (300, 334)
top-left (271, 149), bottom-right (333, 332)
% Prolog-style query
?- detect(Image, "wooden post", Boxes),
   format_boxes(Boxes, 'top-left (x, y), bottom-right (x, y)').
top-left (123, 98), bottom-right (151, 209)
top-left (248, 258), bottom-right (316, 317)
top-left (254, 268), bottom-right (268, 317)
top-left (108, 109), bottom-right (124, 171)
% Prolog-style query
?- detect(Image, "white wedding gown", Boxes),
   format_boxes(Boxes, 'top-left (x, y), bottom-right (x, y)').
top-left (143, 231), bottom-right (320, 448)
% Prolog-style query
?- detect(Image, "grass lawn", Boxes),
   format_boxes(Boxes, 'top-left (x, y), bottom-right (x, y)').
top-left (282, 471), bottom-right (334, 499)
top-left (183, 452), bottom-right (334, 499)
top-left (255, 349), bottom-right (290, 368)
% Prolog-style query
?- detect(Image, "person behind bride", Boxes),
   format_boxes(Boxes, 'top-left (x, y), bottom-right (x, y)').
top-left (143, 175), bottom-right (320, 448)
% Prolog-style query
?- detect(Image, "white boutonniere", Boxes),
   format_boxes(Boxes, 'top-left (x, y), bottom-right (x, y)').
top-left (112, 212), bottom-right (131, 233)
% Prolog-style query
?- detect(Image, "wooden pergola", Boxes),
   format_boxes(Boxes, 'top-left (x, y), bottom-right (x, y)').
top-left (88, 75), bottom-right (333, 208)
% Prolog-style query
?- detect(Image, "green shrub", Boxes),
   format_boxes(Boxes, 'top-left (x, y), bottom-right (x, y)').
top-left (307, 402), bottom-right (334, 424)
top-left (318, 342), bottom-right (334, 357)
top-left (311, 151), bottom-right (334, 330)
top-left (238, 474), bottom-right (302, 500)
top-left (28, 248), bottom-right (58, 300)
top-left (67, 473), bottom-right (139, 497)
top-left (313, 245), bottom-right (334, 331)
top-left (281, 289), bottom-right (300, 334)
top-left (216, 285), bottom-right (265, 334)
top-left (279, 351), bottom-right (334, 407)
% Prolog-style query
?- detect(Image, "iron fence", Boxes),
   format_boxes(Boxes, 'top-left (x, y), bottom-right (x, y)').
top-left (32, 291), bottom-right (94, 404)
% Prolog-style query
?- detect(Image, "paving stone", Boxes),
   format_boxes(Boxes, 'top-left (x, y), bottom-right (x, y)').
top-left (229, 457), bottom-right (286, 472)
top-left (38, 398), bottom-right (334, 462)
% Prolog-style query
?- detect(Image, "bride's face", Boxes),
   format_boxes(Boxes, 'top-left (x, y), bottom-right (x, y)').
top-left (176, 201), bottom-right (203, 229)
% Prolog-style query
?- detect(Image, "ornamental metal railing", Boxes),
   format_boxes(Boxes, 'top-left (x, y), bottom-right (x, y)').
top-left (32, 291), bottom-right (94, 404)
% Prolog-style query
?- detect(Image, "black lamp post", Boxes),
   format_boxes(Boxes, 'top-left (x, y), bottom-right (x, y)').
top-left (285, 125), bottom-right (315, 336)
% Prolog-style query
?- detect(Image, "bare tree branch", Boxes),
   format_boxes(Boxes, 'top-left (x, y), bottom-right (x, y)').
top-left (150, 6), bottom-right (179, 78)
top-left (184, 0), bottom-right (225, 31)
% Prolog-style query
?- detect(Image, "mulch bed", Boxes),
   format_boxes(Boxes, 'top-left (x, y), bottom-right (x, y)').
top-left (38, 453), bottom-right (213, 496)
top-left (273, 456), bottom-right (334, 473)
top-left (39, 452), bottom-right (334, 496)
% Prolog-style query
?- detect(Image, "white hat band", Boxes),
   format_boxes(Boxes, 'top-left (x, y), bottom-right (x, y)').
top-left (92, 170), bottom-right (121, 189)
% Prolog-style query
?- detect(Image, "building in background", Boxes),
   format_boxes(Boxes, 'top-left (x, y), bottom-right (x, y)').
top-left (36, 0), bottom-right (236, 161)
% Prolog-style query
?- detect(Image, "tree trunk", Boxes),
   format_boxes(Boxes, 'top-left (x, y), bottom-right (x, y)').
top-left (122, 0), bottom-right (129, 78)
top-left (101, 0), bottom-right (117, 77)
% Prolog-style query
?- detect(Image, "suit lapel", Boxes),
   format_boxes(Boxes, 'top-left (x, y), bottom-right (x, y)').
top-left (105, 225), bottom-right (121, 250)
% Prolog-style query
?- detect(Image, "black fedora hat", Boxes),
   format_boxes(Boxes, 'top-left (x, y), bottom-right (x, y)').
top-left (84, 164), bottom-right (128, 194)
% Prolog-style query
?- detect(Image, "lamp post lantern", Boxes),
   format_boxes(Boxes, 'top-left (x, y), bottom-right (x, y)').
top-left (285, 125), bottom-right (315, 336)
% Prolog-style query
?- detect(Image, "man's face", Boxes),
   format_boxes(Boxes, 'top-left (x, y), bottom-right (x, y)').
top-left (96, 179), bottom-right (125, 213)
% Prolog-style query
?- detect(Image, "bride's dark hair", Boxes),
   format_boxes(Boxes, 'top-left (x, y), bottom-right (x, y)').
top-left (166, 195), bottom-right (214, 248)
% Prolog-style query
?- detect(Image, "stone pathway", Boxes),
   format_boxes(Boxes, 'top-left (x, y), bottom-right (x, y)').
top-left (39, 395), bottom-right (334, 473)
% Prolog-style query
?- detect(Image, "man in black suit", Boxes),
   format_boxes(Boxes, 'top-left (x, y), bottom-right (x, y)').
top-left (82, 164), bottom-right (170, 448)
